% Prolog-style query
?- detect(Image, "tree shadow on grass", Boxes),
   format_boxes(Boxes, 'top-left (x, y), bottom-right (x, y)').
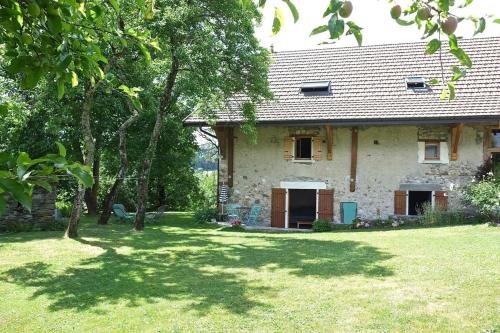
top-left (0, 217), bottom-right (394, 315)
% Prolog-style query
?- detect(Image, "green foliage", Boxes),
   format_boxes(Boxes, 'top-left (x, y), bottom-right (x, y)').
top-left (417, 202), bottom-right (468, 226)
top-left (194, 206), bottom-right (218, 224)
top-left (463, 176), bottom-right (500, 222)
top-left (313, 219), bottom-right (332, 232)
top-left (0, 143), bottom-right (92, 215)
top-left (56, 201), bottom-right (73, 218)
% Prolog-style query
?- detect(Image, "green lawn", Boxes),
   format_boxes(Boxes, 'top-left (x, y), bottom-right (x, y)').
top-left (0, 214), bottom-right (499, 333)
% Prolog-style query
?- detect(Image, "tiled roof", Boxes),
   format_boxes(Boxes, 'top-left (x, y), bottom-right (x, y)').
top-left (185, 37), bottom-right (500, 125)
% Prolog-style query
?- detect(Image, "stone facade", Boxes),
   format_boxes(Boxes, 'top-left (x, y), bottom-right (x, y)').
top-left (218, 125), bottom-right (486, 225)
top-left (0, 187), bottom-right (56, 231)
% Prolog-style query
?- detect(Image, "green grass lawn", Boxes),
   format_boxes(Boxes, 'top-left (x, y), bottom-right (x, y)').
top-left (0, 213), bottom-right (499, 333)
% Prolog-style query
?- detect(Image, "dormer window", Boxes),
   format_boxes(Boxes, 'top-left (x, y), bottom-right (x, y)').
top-left (300, 81), bottom-right (331, 95)
top-left (406, 76), bottom-right (430, 92)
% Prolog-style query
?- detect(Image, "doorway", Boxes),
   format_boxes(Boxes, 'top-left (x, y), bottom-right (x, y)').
top-left (288, 189), bottom-right (316, 228)
top-left (408, 191), bottom-right (432, 215)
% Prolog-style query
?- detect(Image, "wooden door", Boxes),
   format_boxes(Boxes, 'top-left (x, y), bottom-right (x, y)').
top-left (434, 191), bottom-right (448, 210)
top-left (318, 189), bottom-right (334, 221)
top-left (394, 190), bottom-right (407, 215)
top-left (271, 188), bottom-right (286, 228)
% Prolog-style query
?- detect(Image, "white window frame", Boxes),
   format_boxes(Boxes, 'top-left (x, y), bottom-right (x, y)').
top-left (417, 141), bottom-right (449, 164)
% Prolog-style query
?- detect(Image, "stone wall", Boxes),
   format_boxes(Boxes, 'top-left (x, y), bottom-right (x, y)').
top-left (0, 187), bottom-right (56, 230)
top-left (220, 125), bottom-right (486, 225)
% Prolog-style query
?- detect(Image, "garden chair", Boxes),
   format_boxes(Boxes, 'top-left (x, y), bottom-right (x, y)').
top-left (243, 204), bottom-right (261, 226)
top-left (112, 204), bottom-right (134, 222)
top-left (225, 204), bottom-right (241, 223)
top-left (147, 205), bottom-right (167, 222)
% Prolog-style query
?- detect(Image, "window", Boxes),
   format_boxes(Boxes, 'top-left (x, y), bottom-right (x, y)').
top-left (295, 137), bottom-right (312, 159)
top-left (424, 141), bottom-right (440, 160)
top-left (300, 81), bottom-right (331, 94)
top-left (406, 76), bottom-right (430, 92)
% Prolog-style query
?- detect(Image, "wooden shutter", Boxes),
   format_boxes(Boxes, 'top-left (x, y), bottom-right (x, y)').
top-left (271, 188), bottom-right (286, 228)
top-left (284, 137), bottom-right (294, 160)
top-left (312, 136), bottom-right (323, 161)
top-left (394, 190), bottom-right (407, 215)
top-left (434, 191), bottom-right (448, 210)
top-left (318, 189), bottom-right (334, 221)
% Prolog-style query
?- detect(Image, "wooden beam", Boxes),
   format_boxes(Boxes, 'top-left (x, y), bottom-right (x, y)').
top-left (213, 127), bottom-right (227, 159)
top-left (350, 128), bottom-right (358, 193)
top-left (227, 127), bottom-right (234, 187)
top-left (325, 125), bottom-right (334, 160)
top-left (484, 127), bottom-right (492, 161)
top-left (450, 123), bottom-right (464, 161)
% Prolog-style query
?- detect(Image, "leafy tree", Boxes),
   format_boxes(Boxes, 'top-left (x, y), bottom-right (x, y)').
top-left (132, 0), bottom-right (272, 230)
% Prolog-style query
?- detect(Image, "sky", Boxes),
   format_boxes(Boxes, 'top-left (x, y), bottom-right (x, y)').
top-left (255, 0), bottom-right (500, 51)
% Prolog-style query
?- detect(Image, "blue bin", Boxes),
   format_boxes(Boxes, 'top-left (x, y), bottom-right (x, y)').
top-left (340, 202), bottom-right (357, 224)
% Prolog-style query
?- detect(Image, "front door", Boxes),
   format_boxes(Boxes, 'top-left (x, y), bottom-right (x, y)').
top-left (271, 188), bottom-right (286, 228)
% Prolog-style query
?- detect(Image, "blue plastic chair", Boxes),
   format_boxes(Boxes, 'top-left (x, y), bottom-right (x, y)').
top-left (226, 204), bottom-right (241, 223)
top-left (112, 204), bottom-right (134, 222)
top-left (244, 204), bottom-right (261, 226)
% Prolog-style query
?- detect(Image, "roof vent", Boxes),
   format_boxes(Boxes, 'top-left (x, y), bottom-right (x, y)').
top-left (300, 81), bottom-right (331, 95)
top-left (406, 76), bottom-right (430, 92)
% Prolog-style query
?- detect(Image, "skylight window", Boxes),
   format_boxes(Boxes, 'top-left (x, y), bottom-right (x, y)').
top-left (406, 76), bottom-right (429, 91)
top-left (300, 81), bottom-right (331, 94)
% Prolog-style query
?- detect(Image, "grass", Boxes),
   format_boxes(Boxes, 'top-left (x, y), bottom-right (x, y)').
top-left (0, 213), bottom-right (499, 333)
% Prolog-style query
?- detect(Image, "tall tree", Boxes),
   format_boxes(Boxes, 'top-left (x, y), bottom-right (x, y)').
top-left (133, 0), bottom-right (272, 230)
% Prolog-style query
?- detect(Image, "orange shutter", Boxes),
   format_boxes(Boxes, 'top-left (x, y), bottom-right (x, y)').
top-left (434, 191), bottom-right (448, 210)
top-left (312, 136), bottom-right (323, 161)
top-left (284, 137), bottom-right (294, 160)
top-left (394, 191), bottom-right (407, 215)
top-left (271, 188), bottom-right (286, 228)
top-left (318, 189), bottom-right (334, 220)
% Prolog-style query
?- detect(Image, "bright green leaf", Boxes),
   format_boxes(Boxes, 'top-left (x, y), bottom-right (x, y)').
top-left (494, 19), bottom-right (500, 24)
top-left (447, 82), bottom-right (456, 100)
top-left (396, 18), bottom-right (415, 26)
top-left (448, 34), bottom-right (458, 50)
top-left (425, 39), bottom-right (441, 55)
top-left (450, 48), bottom-right (473, 68)
top-left (71, 71), bottom-right (79, 87)
top-left (56, 142), bottom-right (67, 157)
top-left (272, 7), bottom-right (285, 35)
top-left (310, 25), bottom-right (329, 36)
top-left (474, 17), bottom-right (486, 35)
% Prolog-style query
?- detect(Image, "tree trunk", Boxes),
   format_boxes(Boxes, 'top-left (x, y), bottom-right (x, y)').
top-left (98, 101), bottom-right (139, 225)
top-left (158, 184), bottom-right (166, 206)
top-left (134, 56), bottom-right (179, 231)
top-left (84, 141), bottom-right (100, 215)
top-left (66, 85), bottom-right (96, 238)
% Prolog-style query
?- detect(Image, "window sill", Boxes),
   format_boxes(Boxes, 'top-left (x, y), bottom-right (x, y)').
top-left (292, 159), bottom-right (315, 164)
top-left (420, 160), bottom-right (448, 164)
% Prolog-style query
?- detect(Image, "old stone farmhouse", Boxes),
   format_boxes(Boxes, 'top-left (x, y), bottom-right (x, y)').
top-left (185, 37), bottom-right (500, 228)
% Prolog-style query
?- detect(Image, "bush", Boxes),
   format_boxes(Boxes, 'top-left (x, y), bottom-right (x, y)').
top-left (1, 220), bottom-right (35, 233)
top-left (313, 219), bottom-right (332, 232)
top-left (463, 176), bottom-right (499, 223)
top-left (39, 219), bottom-right (68, 231)
top-left (417, 202), bottom-right (468, 226)
top-left (56, 201), bottom-right (73, 217)
top-left (194, 206), bottom-right (218, 224)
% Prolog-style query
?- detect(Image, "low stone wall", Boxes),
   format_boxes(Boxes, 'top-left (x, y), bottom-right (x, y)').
top-left (0, 187), bottom-right (56, 231)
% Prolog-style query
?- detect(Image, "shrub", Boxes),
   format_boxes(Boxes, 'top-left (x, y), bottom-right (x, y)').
top-left (56, 201), bottom-right (73, 217)
top-left (194, 206), bottom-right (218, 224)
top-left (463, 176), bottom-right (499, 224)
top-left (2, 220), bottom-right (35, 233)
top-left (313, 219), bottom-right (332, 232)
top-left (418, 202), bottom-right (467, 226)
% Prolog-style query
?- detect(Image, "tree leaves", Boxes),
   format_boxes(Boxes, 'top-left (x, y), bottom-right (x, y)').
top-left (272, 7), bottom-right (285, 35)
top-left (310, 25), bottom-right (328, 36)
top-left (346, 21), bottom-right (363, 46)
top-left (425, 39), bottom-right (441, 55)
top-left (473, 17), bottom-right (486, 35)
top-left (328, 15), bottom-right (344, 39)
top-left (494, 19), bottom-right (500, 24)
top-left (282, 0), bottom-right (299, 23)
top-left (450, 48), bottom-right (473, 68)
